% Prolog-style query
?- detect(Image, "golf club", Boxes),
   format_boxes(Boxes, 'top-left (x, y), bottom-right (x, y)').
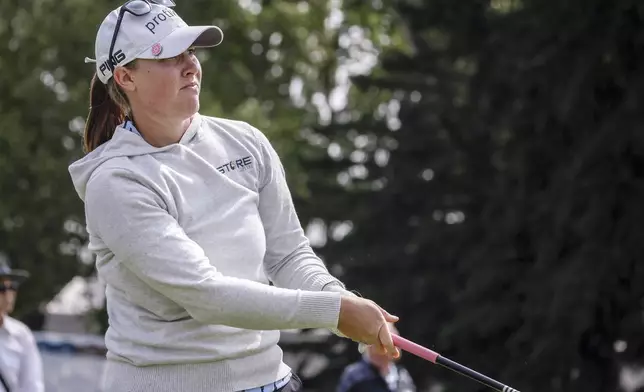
top-left (392, 334), bottom-right (521, 392)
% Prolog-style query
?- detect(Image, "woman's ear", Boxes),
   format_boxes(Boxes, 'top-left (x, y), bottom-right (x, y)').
top-left (113, 66), bottom-right (136, 92)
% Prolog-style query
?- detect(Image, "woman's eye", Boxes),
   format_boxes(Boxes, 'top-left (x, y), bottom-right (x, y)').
top-left (160, 49), bottom-right (196, 63)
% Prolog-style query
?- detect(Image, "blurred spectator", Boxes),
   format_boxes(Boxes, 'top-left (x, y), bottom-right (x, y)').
top-left (337, 323), bottom-right (416, 392)
top-left (0, 261), bottom-right (44, 392)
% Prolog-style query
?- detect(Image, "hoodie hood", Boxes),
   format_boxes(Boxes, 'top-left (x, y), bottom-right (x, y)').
top-left (69, 114), bottom-right (202, 202)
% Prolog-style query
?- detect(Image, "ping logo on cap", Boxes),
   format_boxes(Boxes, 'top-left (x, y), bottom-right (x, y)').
top-left (99, 49), bottom-right (126, 76)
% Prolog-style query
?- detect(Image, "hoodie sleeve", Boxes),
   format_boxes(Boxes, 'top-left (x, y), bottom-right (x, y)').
top-left (250, 125), bottom-right (351, 295)
top-left (84, 167), bottom-right (342, 331)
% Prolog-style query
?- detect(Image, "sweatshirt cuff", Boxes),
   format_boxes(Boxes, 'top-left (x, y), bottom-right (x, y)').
top-left (297, 290), bottom-right (342, 329)
top-left (302, 273), bottom-right (346, 292)
top-left (322, 283), bottom-right (357, 297)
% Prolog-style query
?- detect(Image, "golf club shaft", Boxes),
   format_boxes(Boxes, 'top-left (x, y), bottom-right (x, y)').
top-left (392, 334), bottom-right (520, 392)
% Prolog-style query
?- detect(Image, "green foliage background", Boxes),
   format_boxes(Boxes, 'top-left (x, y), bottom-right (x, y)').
top-left (1, 0), bottom-right (643, 391)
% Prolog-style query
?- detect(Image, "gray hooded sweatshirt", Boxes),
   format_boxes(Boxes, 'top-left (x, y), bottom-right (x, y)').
top-left (68, 114), bottom-right (349, 392)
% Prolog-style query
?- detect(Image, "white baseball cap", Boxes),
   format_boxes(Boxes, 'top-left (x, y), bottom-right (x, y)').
top-left (87, 0), bottom-right (223, 84)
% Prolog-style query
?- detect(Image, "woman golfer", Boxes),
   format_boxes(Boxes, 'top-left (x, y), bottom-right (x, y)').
top-left (69, 1), bottom-right (399, 391)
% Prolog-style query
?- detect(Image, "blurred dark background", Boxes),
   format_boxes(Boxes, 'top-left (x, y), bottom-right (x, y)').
top-left (2, 0), bottom-right (644, 391)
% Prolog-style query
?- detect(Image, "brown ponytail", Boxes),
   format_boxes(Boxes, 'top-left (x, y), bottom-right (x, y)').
top-left (82, 63), bottom-right (136, 153)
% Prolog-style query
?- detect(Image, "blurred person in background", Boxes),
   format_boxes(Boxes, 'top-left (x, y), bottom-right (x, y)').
top-left (68, 1), bottom-right (400, 391)
top-left (0, 260), bottom-right (44, 392)
top-left (337, 323), bottom-right (416, 392)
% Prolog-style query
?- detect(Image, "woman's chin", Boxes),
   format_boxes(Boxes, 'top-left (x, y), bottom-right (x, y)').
top-left (177, 97), bottom-right (200, 117)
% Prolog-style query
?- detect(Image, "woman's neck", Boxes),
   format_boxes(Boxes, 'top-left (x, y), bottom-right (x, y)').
top-left (130, 111), bottom-right (193, 148)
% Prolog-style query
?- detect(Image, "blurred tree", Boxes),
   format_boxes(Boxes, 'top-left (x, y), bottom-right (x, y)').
top-left (0, 0), bottom-right (105, 319)
top-left (303, 0), bottom-right (644, 391)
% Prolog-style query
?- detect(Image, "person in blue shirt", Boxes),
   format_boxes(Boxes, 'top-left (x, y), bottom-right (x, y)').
top-left (337, 323), bottom-right (417, 392)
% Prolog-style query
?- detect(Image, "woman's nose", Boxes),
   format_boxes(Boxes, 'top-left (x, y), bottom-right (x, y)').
top-left (182, 52), bottom-right (200, 77)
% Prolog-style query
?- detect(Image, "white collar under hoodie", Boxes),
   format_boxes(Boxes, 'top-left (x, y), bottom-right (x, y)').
top-left (68, 113), bottom-right (348, 392)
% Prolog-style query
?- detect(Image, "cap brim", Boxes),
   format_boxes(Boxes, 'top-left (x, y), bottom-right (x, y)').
top-left (0, 270), bottom-right (30, 282)
top-left (137, 25), bottom-right (223, 60)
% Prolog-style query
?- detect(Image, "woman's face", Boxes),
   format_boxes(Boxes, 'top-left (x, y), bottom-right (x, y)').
top-left (117, 48), bottom-right (202, 121)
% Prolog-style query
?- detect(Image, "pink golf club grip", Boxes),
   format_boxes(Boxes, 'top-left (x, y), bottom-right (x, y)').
top-left (392, 334), bottom-right (439, 363)
top-left (391, 334), bottom-right (520, 392)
